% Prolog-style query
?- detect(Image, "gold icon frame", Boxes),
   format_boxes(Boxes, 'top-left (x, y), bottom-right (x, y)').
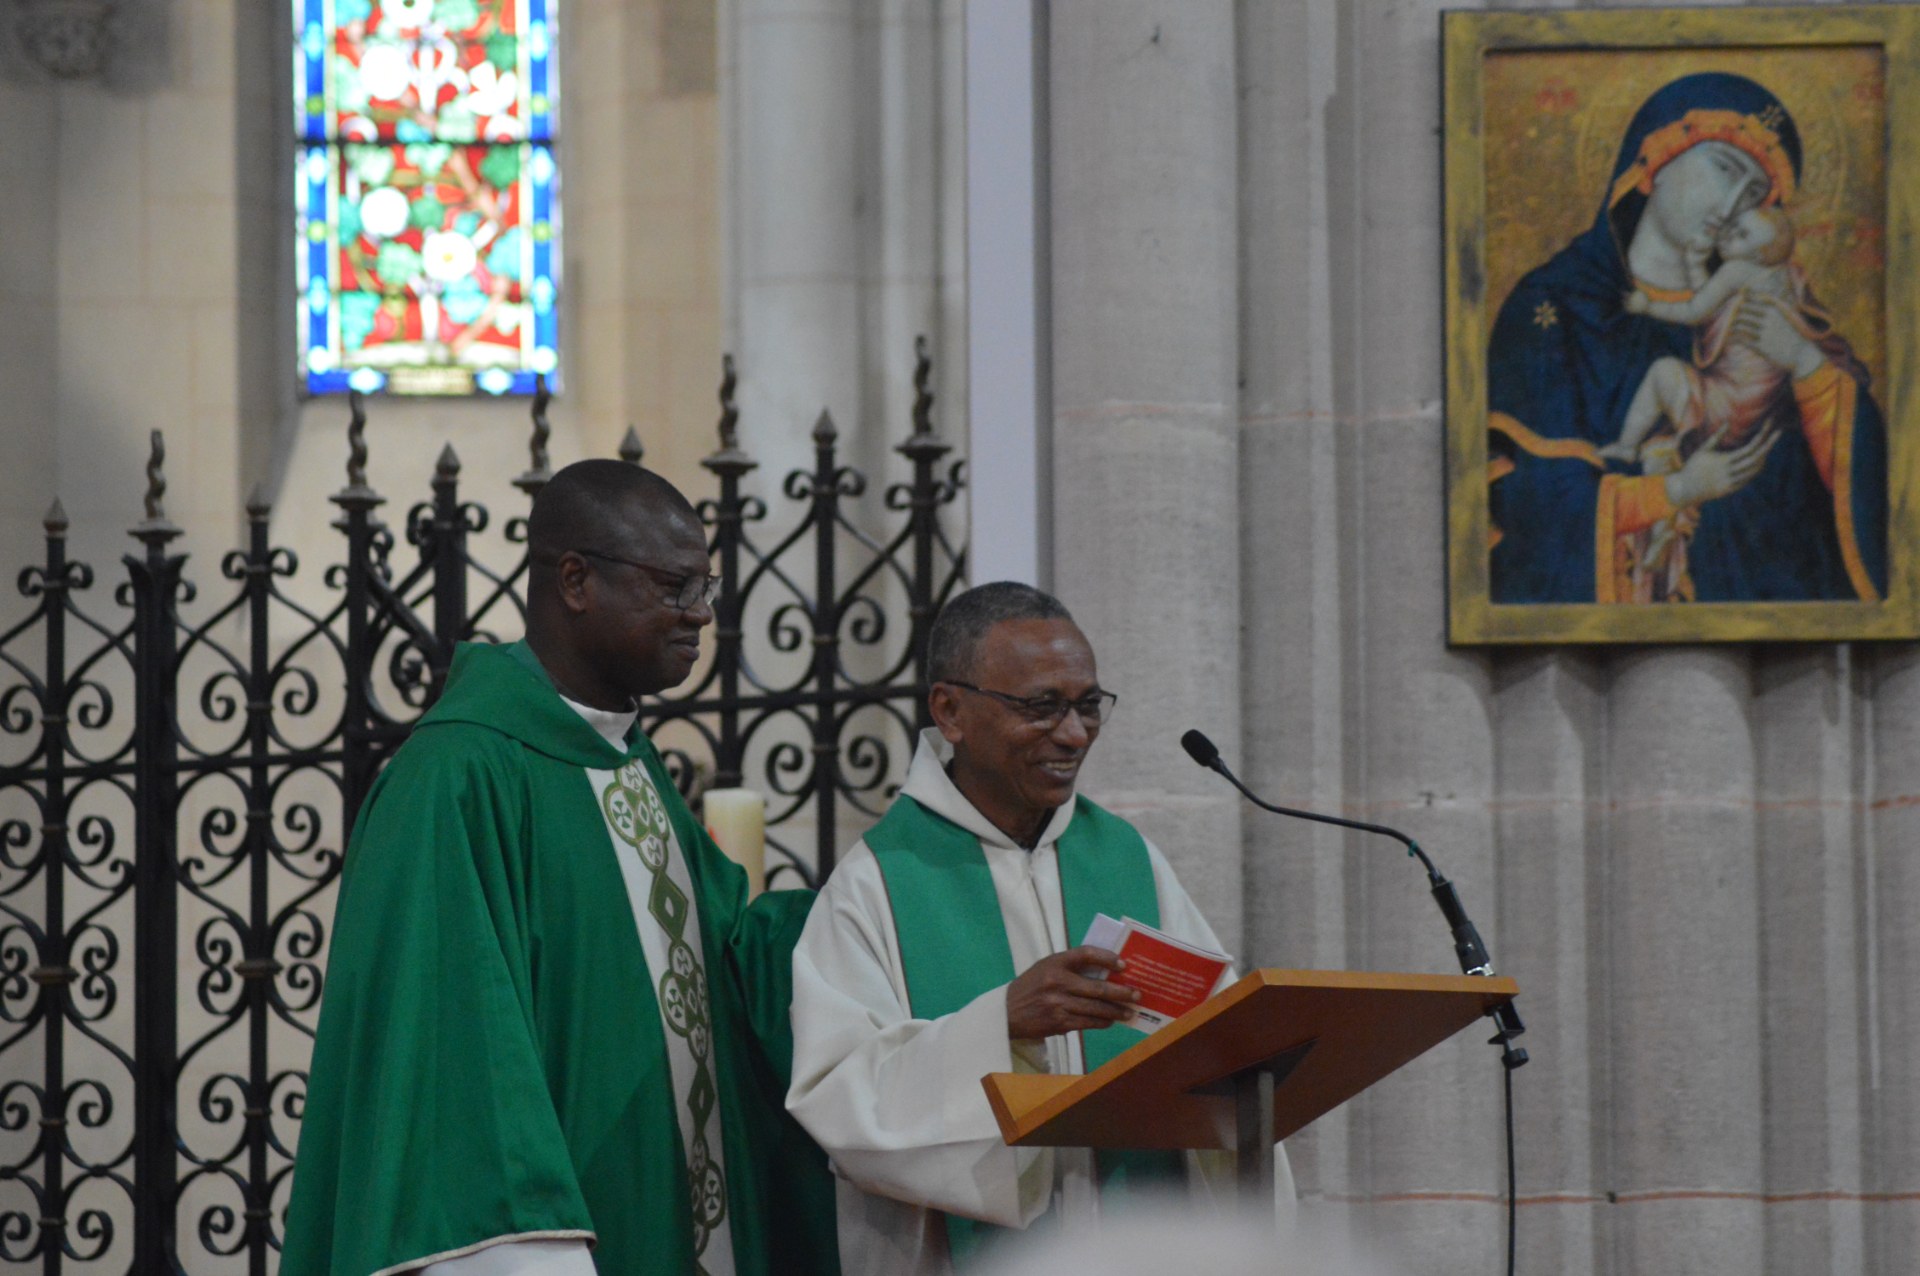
top-left (1444, 5), bottom-right (1920, 643)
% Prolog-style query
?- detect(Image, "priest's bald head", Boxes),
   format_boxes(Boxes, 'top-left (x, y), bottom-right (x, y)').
top-left (926, 582), bottom-right (1117, 847)
top-left (524, 459), bottom-right (716, 709)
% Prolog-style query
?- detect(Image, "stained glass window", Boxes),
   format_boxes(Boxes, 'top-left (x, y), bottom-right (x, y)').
top-left (294, 0), bottom-right (560, 397)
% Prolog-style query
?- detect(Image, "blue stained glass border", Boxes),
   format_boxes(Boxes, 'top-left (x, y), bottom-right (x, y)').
top-left (528, 0), bottom-right (553, 140)
top-left (296, 0), bottom-right (327, 144)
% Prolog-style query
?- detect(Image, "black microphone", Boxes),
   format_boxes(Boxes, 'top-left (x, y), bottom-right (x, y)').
top-left (1181, 729), bottom-right (1527, 1068)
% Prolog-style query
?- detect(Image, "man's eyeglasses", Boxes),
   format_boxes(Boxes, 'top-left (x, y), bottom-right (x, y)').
top-left (573, 548), bottom-right (721, 611)
top-left (944, 681), bottom-right (1118, 731)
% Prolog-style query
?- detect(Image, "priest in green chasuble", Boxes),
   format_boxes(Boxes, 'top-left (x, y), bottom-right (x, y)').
top-left (283, 462), bottom-right (837, 1276)
top-left (787, 583), bottom-right (1290, 1275)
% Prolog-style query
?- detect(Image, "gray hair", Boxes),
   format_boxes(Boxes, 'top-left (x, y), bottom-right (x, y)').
top-left (926, 582), bottom-right (1074, 685)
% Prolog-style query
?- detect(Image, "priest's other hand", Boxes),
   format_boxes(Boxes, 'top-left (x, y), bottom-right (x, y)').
top-left (1005, 947), bottom-right (1139, 1040)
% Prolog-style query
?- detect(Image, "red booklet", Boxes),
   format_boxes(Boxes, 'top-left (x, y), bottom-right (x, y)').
top-left (1081, 913), bottom-right (1233, 1032)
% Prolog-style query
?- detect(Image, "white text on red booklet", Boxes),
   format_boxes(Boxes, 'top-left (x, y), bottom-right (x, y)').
top-left (1081, 914), bottom-right (1233, 1032)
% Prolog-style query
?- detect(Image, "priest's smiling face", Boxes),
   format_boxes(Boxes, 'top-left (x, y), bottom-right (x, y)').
top-left (933, 617), bottom-right (1102, 846)
top-left (526, 460), bottom-right (716, 711)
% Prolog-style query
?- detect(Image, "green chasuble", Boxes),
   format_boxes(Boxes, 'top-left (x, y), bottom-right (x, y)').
top-left (282, 641), bottom-right (838, 1276)
top-left (864, 793), bottom-right (1185, 1265)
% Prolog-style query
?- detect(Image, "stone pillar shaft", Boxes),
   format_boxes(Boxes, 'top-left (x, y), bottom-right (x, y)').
top-left (1606, 650), bottom-right (1764, 1274)
top-left (1339, 5), bottom-right (1500, 1265)
top-left (1867, 646), bottom-right (1920, 1271)
top-left (1754, 648), bottom-right (1867, 1275)
top-left (1235, 0), bottom-right (1353, 1206)
top-left (728, 0), bottom-right (864, 482)
top-left (1493, 652), bottom-right (1604, 1276)
top-left (725, 0), bottom-right (957, 488)
top-left (1047, 0), bottom-right (1243, 949)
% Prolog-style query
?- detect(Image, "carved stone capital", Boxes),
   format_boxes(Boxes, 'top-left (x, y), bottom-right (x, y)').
top-left (13, 0), bottom-right (114, 80)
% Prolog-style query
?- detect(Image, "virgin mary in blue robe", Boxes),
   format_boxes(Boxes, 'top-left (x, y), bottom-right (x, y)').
top-left (1487, 72), bottom-right (1887, 605)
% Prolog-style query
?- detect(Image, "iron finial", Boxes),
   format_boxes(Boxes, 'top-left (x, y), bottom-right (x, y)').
top-left (436, 443), bottom-right (462, 482)
top-left (701, 353), bottom-right (757, 479)
top-left (345, 391), bottom-right (368, 489)
top-left (718, 354), bottom-right (740, 451)
top-left (911, 335), bottom-right (934, 437)
top-left (245, 484), bottom-right (272, 521)
top-left (812, 409), bottom-right (838, 447)
top-left (514, 374), bottom-right (554, 496)
top-left (130, 431), bottom-right (182, 545)
top-left (332, 390), bottom-right (385, 511)
top-left (144, 431), bottom-right (166, 521)
top-left (619, 426), bottom-right (645, 467)
top-left (44, 498), bottom-right (68, 538)
top-left (896, 336), bottom-right (951, 463)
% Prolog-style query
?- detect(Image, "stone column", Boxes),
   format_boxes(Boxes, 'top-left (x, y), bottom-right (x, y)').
top-left (1492, 651), bottom-right (1605, 1276)
top-left (963, 0), bottom-right (1046, 586)
top-left (1333, 5), bottom-right (1500, 1268)
top-left (724, 0), bottom-right (957, 485)
top-left (1236, 0), bottom-right (1353, 1208)
top-left (1047, 0), bottom-right (1242, 949)
top-left (1753, 648), bottom-right (1867, 1274)
top-left (235, 0), bottom-right (297, 502)
top-left (1866, 645), bottom-right (1920, 1271)
top-left (860, 0), bottom-right (955, 485)
top-left (1351, 448), bottom-right (1500, 1273)
top-left (1606, 650), bottom-right (1764, 1276)
top-left (570, 0), bottom-right (724, 490)
top-left (725, 0), bottom-right (863, 483)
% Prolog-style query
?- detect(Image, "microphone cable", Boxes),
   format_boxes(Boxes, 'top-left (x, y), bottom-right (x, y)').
top-left (1505, 1053), bottom-right (1518, 1276)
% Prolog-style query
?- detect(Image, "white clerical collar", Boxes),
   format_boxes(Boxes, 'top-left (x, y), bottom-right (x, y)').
top-left (898, 727), bottom-right (1077, 852)
top-left (560, 694), bottom-right (638, 751)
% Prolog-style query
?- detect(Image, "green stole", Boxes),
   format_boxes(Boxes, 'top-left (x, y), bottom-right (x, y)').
top-left (864, 791), bottom-right (1185, 1266)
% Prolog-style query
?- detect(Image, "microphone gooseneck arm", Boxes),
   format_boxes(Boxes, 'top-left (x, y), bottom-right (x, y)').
top-left (1180, 730), bottom-right (1526, 1068)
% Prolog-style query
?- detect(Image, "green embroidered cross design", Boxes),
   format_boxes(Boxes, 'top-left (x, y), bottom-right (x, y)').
top-left (603, 762), bottom-right (729, 1262)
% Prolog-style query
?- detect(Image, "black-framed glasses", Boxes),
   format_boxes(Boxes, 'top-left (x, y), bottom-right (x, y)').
top-left (574, 548), bottom-right (720, 611)
top-left (944, 681), bottom-right (1118, 731)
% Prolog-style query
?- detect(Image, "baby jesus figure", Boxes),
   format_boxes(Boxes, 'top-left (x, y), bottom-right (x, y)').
top-left (1598, 204), bottom-right (1811, 601)
top-left (1602, 203), bottom-right (1803, 469)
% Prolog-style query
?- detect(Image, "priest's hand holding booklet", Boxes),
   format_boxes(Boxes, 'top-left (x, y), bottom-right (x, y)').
top-left (1004, 944), bottom-right (1141, 1039)
top-left (1081, 913), bottom-right (1234, 1032)
top-left (1003, 916), bottom-right (1234, 1041)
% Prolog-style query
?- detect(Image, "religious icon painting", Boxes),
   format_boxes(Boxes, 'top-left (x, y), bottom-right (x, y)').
top-left (294, 0), bottom-right (561, 397)
top-left (1442, 6), bottom-right (1920, 643)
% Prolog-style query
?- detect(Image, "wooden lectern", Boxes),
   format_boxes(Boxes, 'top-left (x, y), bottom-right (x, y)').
top-left (981, 969), bottom-right (1519, 1199)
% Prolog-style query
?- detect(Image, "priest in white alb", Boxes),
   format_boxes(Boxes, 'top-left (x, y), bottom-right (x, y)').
top-left (787, 582), bottom-right (1289, 1274)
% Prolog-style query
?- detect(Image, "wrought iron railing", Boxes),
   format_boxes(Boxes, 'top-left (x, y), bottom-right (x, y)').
top-left (0, 342), bottom-right (967, 1273)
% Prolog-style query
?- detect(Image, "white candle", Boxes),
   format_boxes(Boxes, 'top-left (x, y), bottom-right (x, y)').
top-left (703, 787), bottom-right (766, 899)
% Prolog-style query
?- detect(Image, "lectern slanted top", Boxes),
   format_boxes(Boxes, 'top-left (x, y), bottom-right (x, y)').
top-left (982, 968), bottom-right (1518, 1157)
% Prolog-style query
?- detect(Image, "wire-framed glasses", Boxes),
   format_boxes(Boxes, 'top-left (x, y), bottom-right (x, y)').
top-left (944, 680), bottom-right (1119, 731)
top-left (574, 548), bottom-right (721, 611)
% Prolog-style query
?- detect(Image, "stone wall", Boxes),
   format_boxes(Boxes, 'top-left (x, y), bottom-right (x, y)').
top-left (0, 24), bottom-right (60, 578)
top-left (0, 0), bottom-right (262, 584)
